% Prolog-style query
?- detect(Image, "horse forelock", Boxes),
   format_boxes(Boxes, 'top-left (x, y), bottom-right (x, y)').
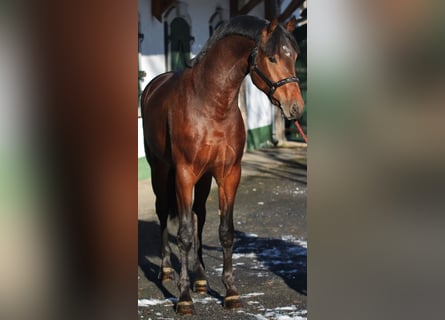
top-left (262, 24), bottom-right (300, 58)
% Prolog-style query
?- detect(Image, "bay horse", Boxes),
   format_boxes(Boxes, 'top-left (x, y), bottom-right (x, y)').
top-left (141, 15), bottom-right (304, 314)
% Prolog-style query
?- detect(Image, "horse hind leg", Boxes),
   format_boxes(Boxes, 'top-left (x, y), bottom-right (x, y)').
top-left (192, 173), bottom-right (212, 294)
top-left (150, 158), bottom-right (175, 281)
top-left (157, 202), bottom-right (175, 281)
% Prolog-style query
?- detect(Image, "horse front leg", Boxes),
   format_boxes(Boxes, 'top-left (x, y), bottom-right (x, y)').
top-left (175, 168), bottom-right (196, 315)
top-left (192, 173), bottom-right (212, 294)
top-left (217, 165), bottom-right (242, 309)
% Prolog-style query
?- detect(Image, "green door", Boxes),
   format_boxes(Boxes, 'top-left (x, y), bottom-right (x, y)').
top-left (170, 17), bottom-right (192, 71)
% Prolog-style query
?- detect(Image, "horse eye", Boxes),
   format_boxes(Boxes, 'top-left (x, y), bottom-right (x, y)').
top-left (268, 56), bottom-right (277, 63)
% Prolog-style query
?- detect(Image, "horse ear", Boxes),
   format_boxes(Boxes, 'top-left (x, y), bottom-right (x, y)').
top-left (267, 17), bottom-right (278, 34)
top-left (262, 17), bottom-right (278, 42)
top-left (285, 16), bottom-right (297, 32)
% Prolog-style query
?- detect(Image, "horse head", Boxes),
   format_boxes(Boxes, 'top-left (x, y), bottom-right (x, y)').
top-left (249, 17), bottom-right (304, 120)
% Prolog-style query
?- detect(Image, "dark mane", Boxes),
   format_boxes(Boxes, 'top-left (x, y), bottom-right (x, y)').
top-left (192, 15), bottom-right (299, 66)
top-left (192, 15), bottom-right (266, 65)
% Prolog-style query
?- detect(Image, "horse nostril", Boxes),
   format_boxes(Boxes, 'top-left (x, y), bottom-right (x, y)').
top-left (291, 103), bottom-right (298, 115)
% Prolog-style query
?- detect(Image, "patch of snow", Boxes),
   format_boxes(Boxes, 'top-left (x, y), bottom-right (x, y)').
top-left (138, 298), bottom-right (175, 307)
top-left (240, 292), bottom-right (265, 298)
top-left (233, 252), bottom-right (257, 259)
top-left (281, 235), bottom-right (307, 249)
top-left (245, 233), bottom-right (259, 237)
top-left (138, 296), bottom-right (219, 308)
top-left (194, 296), bottom-right (219, 305)
top-left (259, 306), bottom-right (308, 320)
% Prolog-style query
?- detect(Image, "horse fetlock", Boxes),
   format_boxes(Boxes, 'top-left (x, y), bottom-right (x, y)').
top-left (194, 263), bottom-right (206, 278)
top-left (177, 275), bottom-right (191, 291)
top-left (222, 273), bottom-right (236, 288)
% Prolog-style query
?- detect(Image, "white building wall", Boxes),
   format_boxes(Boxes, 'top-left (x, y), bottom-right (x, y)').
top-left (245, 75), bottom-right (273, 129)
top-left (138, 0), bottom-right (165, 87)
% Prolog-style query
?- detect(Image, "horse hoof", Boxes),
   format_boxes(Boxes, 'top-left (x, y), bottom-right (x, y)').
top-left (224, 295), bottom-right (241, 309)
top-left (194, 280), bottom-right (207, 294)
top-left (176, 300), bottom-right (194, 315)
top-left (160, 267), bottom-right (175, 281)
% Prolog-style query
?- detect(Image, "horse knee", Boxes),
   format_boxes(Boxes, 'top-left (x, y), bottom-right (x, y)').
top-left (220, 237), bottom-right (234, 249)
top-left (219, 226), bottom-right (234, 248)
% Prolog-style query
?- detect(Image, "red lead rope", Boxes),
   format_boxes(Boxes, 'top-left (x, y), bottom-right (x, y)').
top-left (294, 120), bottom-right (308, 143)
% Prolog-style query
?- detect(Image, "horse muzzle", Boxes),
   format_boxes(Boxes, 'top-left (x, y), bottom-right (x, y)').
top-left (280, 102), bottom-right (304, 120)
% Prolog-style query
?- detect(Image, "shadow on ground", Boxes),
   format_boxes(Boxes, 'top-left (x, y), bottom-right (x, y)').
top-left (203, 231), bottom-right (307, 296)
top-left (234, 230), bottom-right (307, 295)
top-left (139, 220), bottom-right (307, 299)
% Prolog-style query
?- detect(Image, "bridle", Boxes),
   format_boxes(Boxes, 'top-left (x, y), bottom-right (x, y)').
top-left (249, 46), bottom-right (300, 105)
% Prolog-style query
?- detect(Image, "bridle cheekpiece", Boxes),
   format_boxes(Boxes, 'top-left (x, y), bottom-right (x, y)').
top-left (249, 46), bottom-right (300, 105)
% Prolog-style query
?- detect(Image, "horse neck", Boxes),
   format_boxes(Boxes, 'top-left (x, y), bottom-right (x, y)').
top-left (193, 36), bottom-right (255, 109)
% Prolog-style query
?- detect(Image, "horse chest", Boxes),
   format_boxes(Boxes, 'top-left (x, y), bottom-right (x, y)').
top-left (180, 141), bottom-right (241, 179)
